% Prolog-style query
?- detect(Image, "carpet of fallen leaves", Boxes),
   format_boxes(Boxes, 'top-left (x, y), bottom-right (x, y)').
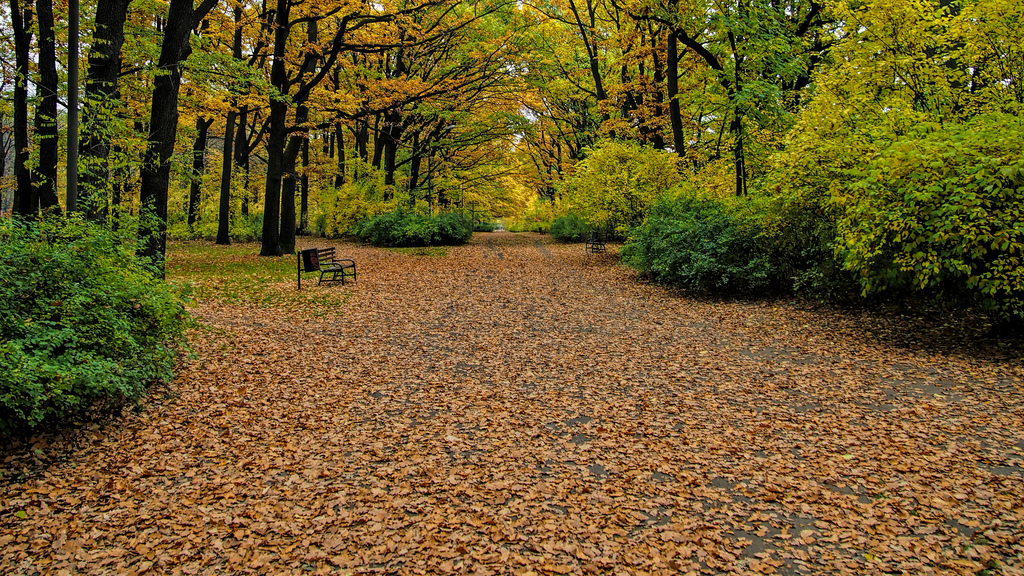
top-left (3, 232), bottom-right (1024, 576)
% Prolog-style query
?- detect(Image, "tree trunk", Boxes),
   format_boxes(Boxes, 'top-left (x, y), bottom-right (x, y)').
top-left (371, 114), bottom-right (385, 169)
top-left (731, 113), bottom-right (747, 196)
top-left (566, 0), bottom-right (608, 122)
top-left (0, 114), bottom-right (8, 188)
top-left (382, 111), bottom-right (403, 190)
top-left (334, 122), bottom-right (346, 188)
top-left (648, 24), bottom-right (666, 150)
top-left (258, 0), bottom-right (290, 256)
top-left (260, 102), bottom-right (286, 255)
top-left (235, 106), bottom-right (250, 216)
top-left (299, 137), bottom-right (309, 234)
top-left (728, 26), bottom-right (746, 197)
top-left (261, 0), bottom-right (328, 255)
top-left (139, 0), bottom-right (218, 274)
top-left (356, 120), bottom-right (369, 164)
top-left (408, 132), bottom-right (421, 195)
top-left (188, 116), bottom-right (213, 227)
top-left (216, 111), bottom-right (237, 244)
top-left (33, 0), bottom-right (61, 213)
top-left (9, 0), bottom-right (33, 216)
top-left (79, 0), bottom-right (130, 216)
top-left (216, 5), bottom-right (244, 243)
top-left (383, 136), bottom-right (397, 188)
top-left (278, 104), bottom-right (308, 254)
top-left (667, 32), bottom-right (685, 160)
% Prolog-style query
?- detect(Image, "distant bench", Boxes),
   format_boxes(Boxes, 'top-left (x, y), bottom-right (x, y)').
top-left (297, 247), bottom-right (356, 289)
top-left (586, 232), bottom-right (607, 253)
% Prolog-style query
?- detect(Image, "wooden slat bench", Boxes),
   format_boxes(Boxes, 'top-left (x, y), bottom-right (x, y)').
top-left (585, 231), bottom-right (607, 253)
top-left (297, 247), bottom-right (356, 289)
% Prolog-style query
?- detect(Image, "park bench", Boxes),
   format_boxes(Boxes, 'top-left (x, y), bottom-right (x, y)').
top-left (297, 247), bottom-right (356, 289)
top-left (585, 231), bottom-right (607, 253)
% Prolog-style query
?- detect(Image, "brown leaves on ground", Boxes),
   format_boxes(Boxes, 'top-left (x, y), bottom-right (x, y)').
top-left (2, 232), bottom-right (1023, 575)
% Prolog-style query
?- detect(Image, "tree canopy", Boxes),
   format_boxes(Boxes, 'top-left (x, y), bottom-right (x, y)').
top-left (1, 0), bottom-right (1021, 324)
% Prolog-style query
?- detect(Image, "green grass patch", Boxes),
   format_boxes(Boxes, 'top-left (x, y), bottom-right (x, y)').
top-left (167, 241), bottom-right (351, 313)
top-left (386, 246), bottom-right (449, 257)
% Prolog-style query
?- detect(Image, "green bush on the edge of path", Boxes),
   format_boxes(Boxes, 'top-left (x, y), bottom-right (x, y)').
top-left (0, 215), bottom-right (190, 435)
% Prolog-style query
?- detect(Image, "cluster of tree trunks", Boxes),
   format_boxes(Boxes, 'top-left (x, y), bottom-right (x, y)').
top-left (8, 0), bottom-right (215, 277)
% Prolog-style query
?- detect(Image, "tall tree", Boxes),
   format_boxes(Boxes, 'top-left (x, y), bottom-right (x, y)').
top-left (215, 3), bottom-right (247, 245)
top-left (187, 116), bottom-right (214, 227)
top-left (666, 29), bottom-right (684, 158)
top-left (79, 0), bottom-right (132, 217)
top-left (259, 0), bottom-right (446, 256)
top-left (652, 0), bottom-right (832, 194)
top-left (32, 0), bottom-right (61, 211)
top-left (138, 0), bottom-right (219, 273)
top-left (8, 0), bottom-right (33, 215)
top-left (234, 106), bottom-right (253, 216)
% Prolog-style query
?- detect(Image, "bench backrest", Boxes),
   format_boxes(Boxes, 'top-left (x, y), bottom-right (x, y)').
top-left (299, 248), bottom-right (321, 272)
top-left (300, 247), bottom-right (339, 272)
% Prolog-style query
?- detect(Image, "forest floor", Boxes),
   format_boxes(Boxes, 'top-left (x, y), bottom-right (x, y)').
top-left (2, 231), bottom-right (1024, 575)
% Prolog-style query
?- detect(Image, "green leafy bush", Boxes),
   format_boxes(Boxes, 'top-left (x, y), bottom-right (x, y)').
top-left (0, 216), bottom-right (189, 434)
top-left (437, 212), bottom-right (475, 242)
top-left (560, 139), bottom-right (682, 236)
top-left (622, 193), bottom-right (773, 293)
top-left (474, 221), bottom-right (497, 232)
top-left (167, 211), bottom-right (264, 242)
top-left (317, 175), bottom-right (392, 238)
top-left (740, 194), bottom-right (859, 300)
top-left (550, 214), bottom-right (592, 242)
top-left (354, 209), bottom-right (473, 247)
top-left (838, 114), bottom-right (1024, 326)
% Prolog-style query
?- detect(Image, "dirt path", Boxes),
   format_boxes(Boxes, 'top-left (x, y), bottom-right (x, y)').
top-left (2, 232), bottom-right (1023, 575)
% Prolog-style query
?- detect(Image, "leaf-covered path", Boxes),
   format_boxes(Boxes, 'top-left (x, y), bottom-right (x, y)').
top-left (3, 232), bottom-right (1023, 575)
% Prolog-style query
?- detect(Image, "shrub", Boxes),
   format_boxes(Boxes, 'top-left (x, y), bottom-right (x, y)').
top-left (233, 212), bottom-right (263, 242)
top-left (838, 114), bottom-right (1024, 327)
top-left (474, 221), bottom-right (497, 232)
top-left (734, 193), bottom-right (859, 300)
top-left (354, 209), bottom-right (473, 247)
top-left (0, 216), bottom-right (189, 435)
top-left (775, 200), bottom-right (858, 299)
top-left (622, 193), bottom-right (773, 293)
top-left (354, 210), bottom-right (406, 246)
top-left (436, 212), bottom-right (474, 243)
top-left (550, 214), bottom-right (592, 242)
top-left (318, 185), bottom-right (386, 238)
top-left (166, 211), bottom-right (264, 242)
top-left (560, 139), bottom-right (682, 236)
